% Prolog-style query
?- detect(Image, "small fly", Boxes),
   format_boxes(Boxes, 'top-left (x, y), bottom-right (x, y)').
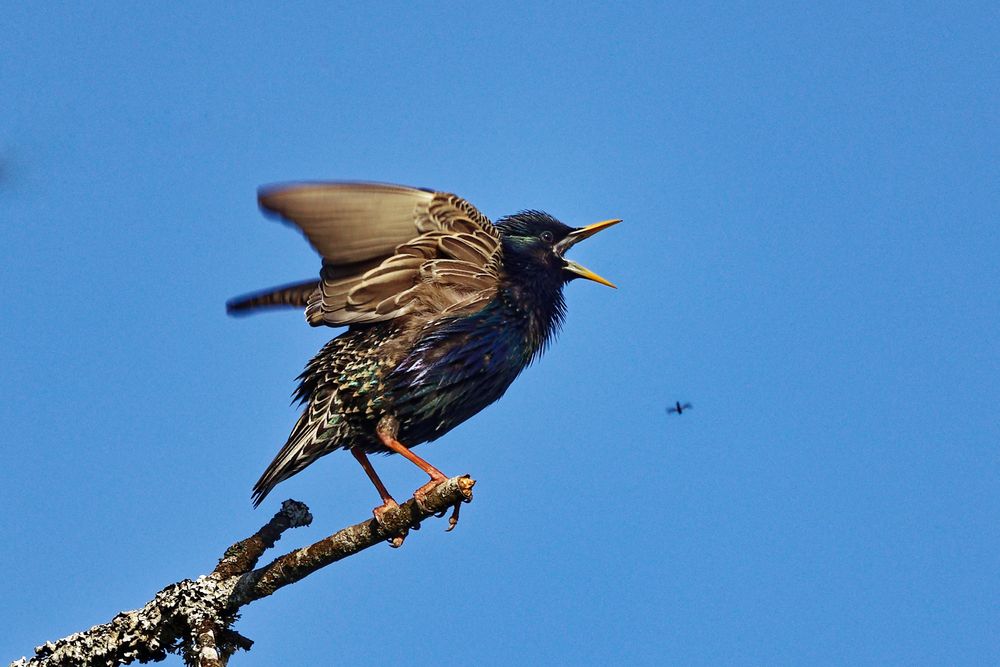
top-left (666, 401), bottom-right (693, 415)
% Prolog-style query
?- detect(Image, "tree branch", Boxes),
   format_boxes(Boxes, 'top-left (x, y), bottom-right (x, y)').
top-left (10, 476), bottom-right (475, 667)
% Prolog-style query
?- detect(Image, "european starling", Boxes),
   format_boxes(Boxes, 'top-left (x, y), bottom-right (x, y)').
top-left (228, 182), bottom-right (619, 518)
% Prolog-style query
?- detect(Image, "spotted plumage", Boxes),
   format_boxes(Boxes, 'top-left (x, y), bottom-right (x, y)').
top-left (228, 182), bottom-right (619, 511)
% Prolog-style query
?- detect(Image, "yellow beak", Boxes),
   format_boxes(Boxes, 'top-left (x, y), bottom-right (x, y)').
top-left (564, 260), bottom-right (617, 288)
top-left (567, 218), bottom-right (622, 242)
top-left (558, 218), bottom-right (621, 288)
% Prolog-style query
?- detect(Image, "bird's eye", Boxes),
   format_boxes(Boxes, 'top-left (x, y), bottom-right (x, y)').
top-left (539, 231), bottom-right (555, 244)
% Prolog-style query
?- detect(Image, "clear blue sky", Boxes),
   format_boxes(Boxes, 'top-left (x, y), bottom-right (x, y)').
top-left (2, 3), bottom-right (997, 665)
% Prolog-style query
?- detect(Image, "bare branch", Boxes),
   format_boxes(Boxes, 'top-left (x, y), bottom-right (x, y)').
top-left (10, 476), bottom-right (475, 667)
top-left (232, 475), bottom-right (474, 605)
top-left (213, 500), bottom-right (313, 579)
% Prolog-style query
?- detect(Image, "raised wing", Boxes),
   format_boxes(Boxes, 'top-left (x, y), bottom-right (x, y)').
top-left (256, 182), bottom-right (503, 326)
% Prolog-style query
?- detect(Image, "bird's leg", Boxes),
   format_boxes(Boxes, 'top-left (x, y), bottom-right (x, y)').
top-left (376, 416), bottom-right (448, 510)
top-left (350, 446), bottom-right (406, 547)
top-left (350, 446), bottom-right (398, 513)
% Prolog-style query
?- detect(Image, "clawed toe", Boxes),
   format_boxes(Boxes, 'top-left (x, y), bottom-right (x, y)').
top-left (413, 478), bottom-right (467, 532)
top-left (372, 498), bottom-right (400, 524)
top-left (372, 499), bottom-right (407, 547)
top-left (445, 501), bottom-right (462, 531)
top-left (413, 477), bottom-right (447, 513)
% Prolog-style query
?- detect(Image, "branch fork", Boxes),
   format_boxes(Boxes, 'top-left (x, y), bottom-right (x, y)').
top-left (11, 475), bottom-right (475, 667)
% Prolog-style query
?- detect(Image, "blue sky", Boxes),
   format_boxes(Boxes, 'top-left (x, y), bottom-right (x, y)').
top-left (2, 2), bottom-right (997, 665)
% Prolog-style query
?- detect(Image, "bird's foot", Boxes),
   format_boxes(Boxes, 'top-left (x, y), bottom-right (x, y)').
top-left (372, 499), bottom-right (407, 548)
top-left (442, 479), bottom-right (475, 531)
top-left (445, 500), bottom-right (462, 532)
top-left (413, 475), bottom-right (471, 532)
top-left (412, 475), bottom-right (448, 513)
top-left (372, 498), bottom-right (400, 523)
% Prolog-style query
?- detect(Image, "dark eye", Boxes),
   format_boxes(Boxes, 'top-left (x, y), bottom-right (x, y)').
top-left (539, 231), bottom-right (555, 244)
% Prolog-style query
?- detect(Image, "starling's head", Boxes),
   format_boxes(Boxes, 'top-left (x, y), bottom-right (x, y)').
top-left (496, 211), bottom-right (620, 288)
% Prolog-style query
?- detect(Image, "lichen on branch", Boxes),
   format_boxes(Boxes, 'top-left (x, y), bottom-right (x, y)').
top-left (10, 476), bottom-right (475, 667)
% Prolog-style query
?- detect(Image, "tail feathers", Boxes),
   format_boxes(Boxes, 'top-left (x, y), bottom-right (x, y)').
top-left (227, 279), bottom-right (320, 316)
top-left (251, 410), bottom-right (330, 507)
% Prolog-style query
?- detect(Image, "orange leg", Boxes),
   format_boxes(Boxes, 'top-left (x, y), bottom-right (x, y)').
top-left (350, 446), bottom-right (407, 547)
top-left (376, 417), bottom-right (448, 505)
top-left (350, 447), bottom-right (397, 507)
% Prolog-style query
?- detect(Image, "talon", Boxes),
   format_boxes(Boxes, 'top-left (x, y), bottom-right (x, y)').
top-left (372, 498), bottom-right (401, 527)
top-left (445, 501), bottom-right (462, 532)
top-left (372, 499), bottom-right (408, 546)
top-left (413, 476), bottom-right (447, 513)
top-left (414, 493), bottom-right (435, 514)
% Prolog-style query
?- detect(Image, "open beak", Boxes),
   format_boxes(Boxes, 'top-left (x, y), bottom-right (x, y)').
top-left (557, 218), bottom-right (621, 288)
top-left (564, 260), bottom-right (617, 288)
top-left (565, 218), bottom-right (622, 244)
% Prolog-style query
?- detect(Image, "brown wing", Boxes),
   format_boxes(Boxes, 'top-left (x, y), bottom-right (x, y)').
top-left (255, 182), bottom-right (503, 326)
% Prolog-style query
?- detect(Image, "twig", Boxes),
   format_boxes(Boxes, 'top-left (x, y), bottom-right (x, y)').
top-left (9, 476), bottom-right (475, 667)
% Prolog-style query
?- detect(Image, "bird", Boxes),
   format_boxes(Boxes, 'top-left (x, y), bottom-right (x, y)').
top-left (228, 182), bottom-right (619, 523)
top-left (666, 401), bottom-right (693, 415)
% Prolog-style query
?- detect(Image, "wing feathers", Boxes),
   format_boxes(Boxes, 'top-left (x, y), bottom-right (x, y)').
top-left (348, 257), bottom-right (423, 308)
top-left (258, 182), bottom-right (435, 264)
top-left (241, 182), bottom-right (503, 327)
